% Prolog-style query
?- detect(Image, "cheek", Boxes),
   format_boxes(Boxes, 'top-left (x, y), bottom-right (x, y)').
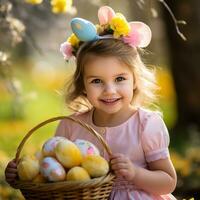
top-left (118, 85), bottom-right (134, 101)
top-left (85, 85), bottom-right (101, 100)
top-left (120, 82), bottom-right (134, 94)
top-left (85, 89), bottom-right (99, 105)
top-left (123, 88), bottom-right (134, 99)
top-left (85, 84), bottom-right (94, 94)
top-left (85, 83), bottom-right (102, 93)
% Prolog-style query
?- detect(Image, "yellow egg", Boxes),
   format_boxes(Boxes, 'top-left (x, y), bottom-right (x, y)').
top-left (55, 140), bottom-right (82, 168)
top-left (21, 155), bottom-right (37, 161)
top-left (81, 155), bottom-right (109, 178)
top-left (17, 156), bottom-right (40, 181)
top-left (66, 166), bottom-right (91, 181)
top-left (32, 173), bottom-right (46, 183)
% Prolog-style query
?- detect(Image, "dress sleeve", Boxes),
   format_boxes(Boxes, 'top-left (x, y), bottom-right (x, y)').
top-left (54, 119), bottom-right (71, 139)
top-left (141, 112), bottom-right (170, 163)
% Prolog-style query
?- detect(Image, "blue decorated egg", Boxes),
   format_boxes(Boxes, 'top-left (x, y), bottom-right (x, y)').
top-left (74, 139), bottom-right (100, 157)
top-left (71, 18), bottom-right (98, 42)
top-left (40, 157), bottom-right (66, 182)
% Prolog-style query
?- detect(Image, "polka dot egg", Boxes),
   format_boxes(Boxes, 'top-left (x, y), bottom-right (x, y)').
top-left (74, 139), bottom-right (100, 157)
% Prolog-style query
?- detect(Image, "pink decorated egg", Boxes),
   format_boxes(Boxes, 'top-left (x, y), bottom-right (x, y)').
top-left (42, 136), bottom-right (66, 157)
top-left (40, 157), bottom-right (66, 182)
top-left (74, 139), bottom-right (100, 157)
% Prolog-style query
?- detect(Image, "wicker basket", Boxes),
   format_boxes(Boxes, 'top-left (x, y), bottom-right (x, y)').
top-left (12, 116), bottom-right (115, 200)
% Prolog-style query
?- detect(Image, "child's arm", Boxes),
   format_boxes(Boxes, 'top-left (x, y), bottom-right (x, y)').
top-left (133, 157), bottom-right (177, 195)
top-left (110, 153), bottom-right (177, 195)
top-left (134, 158), bottom-right (177, 194)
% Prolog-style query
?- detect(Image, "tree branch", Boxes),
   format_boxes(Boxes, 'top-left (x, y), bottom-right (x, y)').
top-left (137, 0), bottom-right (187, 41)
top-left (157, 0), bottom-right (187, 41)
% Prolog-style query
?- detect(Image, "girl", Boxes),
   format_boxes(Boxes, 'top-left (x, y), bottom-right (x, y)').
top-left (5, 6), bottom-right (177, 199)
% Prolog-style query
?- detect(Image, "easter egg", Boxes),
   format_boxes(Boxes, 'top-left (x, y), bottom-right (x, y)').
top-left (42, 136), bottom-right (66, 157)
top-left (34, 150), bottom-right (43, 163)
top-left (55, 139), bottom-right (82, 168)
top-left (32, 173), bottom-right (46, 183)
top-left (66, 166), bottom-right (90, 181)
top-left (40, 157), bottom-right (66, 182)
top-left (17, 155), bottom-right (40, 181)
top-left (71, 18), bottom-right (98, 41)
top-left (82, 155), bottom-right (109, 178)
top-left (74, 139), bottom-right (100, 156)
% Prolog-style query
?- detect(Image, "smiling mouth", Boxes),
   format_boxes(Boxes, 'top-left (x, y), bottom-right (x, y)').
top-left (100, 98), bottom-right (121, 104)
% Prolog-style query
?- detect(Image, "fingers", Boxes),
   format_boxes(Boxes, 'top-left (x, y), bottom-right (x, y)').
top-left (110, 153), bottom-right (136, 180)
top-left (8, 161), bottom-right (17, 168)
top-left (114, 169), bottom-right (129, 177)
top-left (111, 167), bottom-right (131, 180)
top-left (5, 159), bottom-right (18, 184)
top-left (6, 172), bottom-right (17, 179)
top-left (111, 162), bottom-right (128, 170)
top-left (5, 160), bottom-right (17, 174)
top-left (110, 154), bottom-right (129, 165)
top-left (7, 159), bottom-right (17, 167)
top-left (110, 154), bottom-right (129, 172)
top-left (111, 158), bottom-right (128, 165)
top-left (6, 167), bottom-right (17, 174)
top-left (5, 175), bottom-right (17, 184)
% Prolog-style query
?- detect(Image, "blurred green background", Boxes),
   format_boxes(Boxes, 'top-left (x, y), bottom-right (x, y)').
top-left (0, 0), bottom-right (199, 199)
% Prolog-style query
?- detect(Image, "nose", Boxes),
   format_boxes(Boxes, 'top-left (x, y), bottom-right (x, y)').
top-left (103, 83), bottom-right (116, 95)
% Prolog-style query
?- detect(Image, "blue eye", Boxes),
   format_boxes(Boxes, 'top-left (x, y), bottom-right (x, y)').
top-left (115, 76), bottom-right (125, 82)
top-left (91, 79), bottom-right (102, 84)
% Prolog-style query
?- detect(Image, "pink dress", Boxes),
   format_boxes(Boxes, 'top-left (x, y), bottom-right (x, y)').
top-left (55, 108), bottom-right (176, 200)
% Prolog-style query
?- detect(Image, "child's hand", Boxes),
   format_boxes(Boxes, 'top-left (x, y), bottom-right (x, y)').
top-left (5, 159), bottom-right (18, 185)
top-left (110, 153), bottom-right (137, 182)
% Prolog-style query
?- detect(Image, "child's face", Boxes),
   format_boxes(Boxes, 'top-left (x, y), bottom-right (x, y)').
top-left (83, 56), bottom-right (135, 115)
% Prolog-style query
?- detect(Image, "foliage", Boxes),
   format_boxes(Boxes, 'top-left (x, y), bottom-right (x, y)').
top-left (0, 62), bottom-right (70, 199)
top-left (0, 1), bottom-right (198, 199)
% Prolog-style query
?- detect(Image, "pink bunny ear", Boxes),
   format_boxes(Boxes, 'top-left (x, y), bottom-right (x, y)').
top-left (98, 6), bottom-right (116, 25)
top-left (123, 22), bottom-right (152, 48)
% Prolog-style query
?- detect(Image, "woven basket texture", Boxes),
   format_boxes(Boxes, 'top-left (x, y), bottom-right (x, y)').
top-left (13, 116), bottom-right (115, 200)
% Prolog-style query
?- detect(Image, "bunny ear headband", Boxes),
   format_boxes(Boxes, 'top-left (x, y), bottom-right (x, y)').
top-left (60, 6), bottom-right (152, 60)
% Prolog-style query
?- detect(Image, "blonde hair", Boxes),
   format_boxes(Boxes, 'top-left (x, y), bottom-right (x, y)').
top-left (64, 38), bottom-right (158, 112)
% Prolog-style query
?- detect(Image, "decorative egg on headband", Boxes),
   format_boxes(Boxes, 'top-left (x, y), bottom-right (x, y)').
top-left (60, 6), bottom-right (152, 60)
top-left (71, 18), bottom-right (99, 42)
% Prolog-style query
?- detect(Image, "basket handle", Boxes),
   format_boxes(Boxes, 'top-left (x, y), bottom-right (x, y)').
top-left (15, 116), bottom-right (112, 162)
